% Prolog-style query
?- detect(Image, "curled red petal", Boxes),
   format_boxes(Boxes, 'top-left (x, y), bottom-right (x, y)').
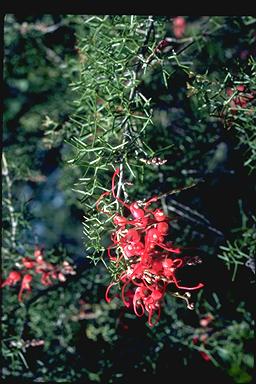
top-left (107, 245), bottom-right (118, 261)
top-left (133, 300), bottom-right (145, 317)
top-left (141, 277), bottom-right (154, 290)
top-left (105, 282), bottom-right (117, 303)
top-left (172, 273), bottom-right (204, 291)
top-left (121, 280), bottom-right (132, 307)
top-left (156, 242), bottom-right (181, 254)
top-left (172, 258), bottom-right (183, 268)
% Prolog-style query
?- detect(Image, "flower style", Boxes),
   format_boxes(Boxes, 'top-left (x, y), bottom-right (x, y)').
top-left (97, 168), bottom-right (204, 327)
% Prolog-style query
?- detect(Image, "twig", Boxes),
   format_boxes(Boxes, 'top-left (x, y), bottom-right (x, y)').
top-left (166, 198), bottom-right (224, 237)
top-left (44, 47), bottom-right (63, 65)
top-left (20, 21), bottom-right (63, 35)
top-left (159, 180), bottom-right (205, 200)
top-left (2, 152), bottom-right (17, 249)
top-left (116, 16), bottom-right (155, 200)
top-left (116, 162), bottom-right (124, 200)
top-left (140, 16), bottom-right (155, 56)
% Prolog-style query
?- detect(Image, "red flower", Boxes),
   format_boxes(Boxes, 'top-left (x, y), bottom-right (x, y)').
top-left (1, 244), bottom-right (75, 301)
top-left (193, 336), bottom-right (211, 361)
top-left (192, 336), bottom-right (199, 344)
top-left (57, 272), bottom-right (66, 282)
top-left (22, 257), bottom-right (35, 269)
top-left (130, 202), bottom-right (145, 219)
top-left (34, 246), bottom-right (44, 264)
top-left (200, 314), bottom-right (214, 327)
top-left (153, 208), bottom-right (168, 222)
top-left (199, 351), bottom-right (211, 362)
top-left (40, 272), bottom-right (52, 286)
top-left (113, 214), bottom-right (127, 226)
top-left (18, 274), bottom-right (33, 302)
top-left (226, 85), bottom-right (255, 114)
top-left (1, 271), bottom-right (21, 287)
top-left (100, 168), bottom-right (204, 326)
top-left (172, 17), bottom-right (186, 39)
top-left (155, 39), bottom-right (170, 53)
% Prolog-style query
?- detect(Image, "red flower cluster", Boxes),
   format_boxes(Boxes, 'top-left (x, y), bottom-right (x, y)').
top-left (192, 313), bottom-right (214, 362)
top-left (97, 168), bottom-right (204, 327)
top-left (1, 246), bottom-right (76, 302)
top-left (226, 84), bottom-right (255, 115)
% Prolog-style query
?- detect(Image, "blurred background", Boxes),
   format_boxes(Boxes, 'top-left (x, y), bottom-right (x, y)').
top-left (2, 15), bottom-right (255, 383)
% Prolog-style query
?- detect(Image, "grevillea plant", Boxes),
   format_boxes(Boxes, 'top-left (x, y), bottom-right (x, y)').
top-left (96, 168), bottom-right (204, 327)
top-left (1, 246), bottom-right (76, 302)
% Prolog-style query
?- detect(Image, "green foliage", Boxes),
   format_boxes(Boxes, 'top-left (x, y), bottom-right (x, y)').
top-left (218, 201), bottom-right (255, 280)
top-left (68, 16), bottom-right (158, 190)
top-left (188, 58), bottom-right (256, 171)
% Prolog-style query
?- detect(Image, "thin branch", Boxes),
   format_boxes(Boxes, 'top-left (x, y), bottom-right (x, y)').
top-left (2, 152), bottom-right (17, 249)
top-left (20, 21), bottom-right (63, 35)
top-left (166, 198), bottom-right (224, 237)
top-left (116, 16), bottom-right (155, 200)
top-left (159, 180), bottom-right (205, 200)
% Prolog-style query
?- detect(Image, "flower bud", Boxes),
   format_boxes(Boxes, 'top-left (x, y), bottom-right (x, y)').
top-left (153, 209), bottom-right (167, 222)
top-left (157, 222), bottom-right (169, 234)
top-left (113, 215), bottom-right (127, 226)
top-left (22, 257), bottom-right (35, 269)
top-left (151, 289), bottom-right (162, 301)
top-left (58, 272), bottom-right (66, 282)
top-left (130, 202), bottom-right (145, 219)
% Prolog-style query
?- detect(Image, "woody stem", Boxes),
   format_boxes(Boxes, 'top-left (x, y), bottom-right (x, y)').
top-left (2, 152), bottom-right (17, 250)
